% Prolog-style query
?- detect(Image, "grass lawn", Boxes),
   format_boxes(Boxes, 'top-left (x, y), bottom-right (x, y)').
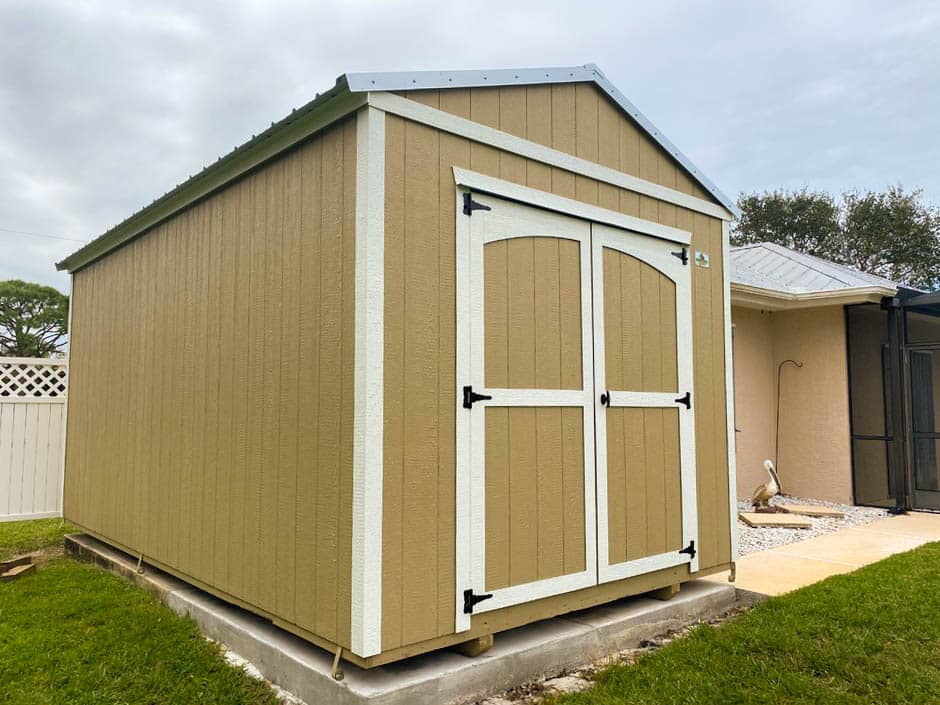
top-left (0, 517), bottom-right (78, 560)
top-left (0, 519), bottom-right (278, 705)
top-left (551, 541), bottom-right (940, 705)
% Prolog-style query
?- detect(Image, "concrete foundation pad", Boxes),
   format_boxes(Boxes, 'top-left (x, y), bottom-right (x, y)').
top-left (778, 504), bottom-right (845, 518)
top-left (65, 534), bottom-right (736, 705)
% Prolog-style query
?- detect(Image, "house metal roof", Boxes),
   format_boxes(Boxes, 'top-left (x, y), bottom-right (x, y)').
top-left (730, 242), bottom-right (900, 295)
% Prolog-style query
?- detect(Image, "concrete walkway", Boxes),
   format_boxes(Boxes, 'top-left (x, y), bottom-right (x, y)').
top-left (707, 511), bottom-right (940, 595)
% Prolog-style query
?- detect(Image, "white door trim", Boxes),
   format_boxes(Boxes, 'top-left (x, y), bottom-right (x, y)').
top-left (455, 192), bottom-right (597, 630)
top-left (368, 91), bottom-right (733, 222)
top-left (591, 223), bottom-right (699, 583)
top-left (454, 167), bottom-right (691, 246)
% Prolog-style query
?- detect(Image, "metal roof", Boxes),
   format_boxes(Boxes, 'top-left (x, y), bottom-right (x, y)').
top-left (59, 64), bottom-right (735, 273)
top-left (730, 242), bottom-right (900, 295)
top-left (346, 64), bottom-right (736, 215)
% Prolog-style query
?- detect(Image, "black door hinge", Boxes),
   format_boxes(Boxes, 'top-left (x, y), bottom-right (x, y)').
top-left (600, 391), bottom-right (611, 407)
top-left (463, 192), bottom-right (492, 216)
top-left (674, 391), bottom-right (691, 409)
top-left (671, 247), bottom-right (689, 265)
top-left (679, 540), bottom-right (696, 559)
top-left (463, 385), bottom-right (492, 409)
top-left (463, 588), bottom-right (493, 614)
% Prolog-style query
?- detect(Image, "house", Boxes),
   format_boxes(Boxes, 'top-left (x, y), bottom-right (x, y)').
top-left (55, 65), bottom-right (736, 667)
top-left (729, 241), bottom-right (940, 512)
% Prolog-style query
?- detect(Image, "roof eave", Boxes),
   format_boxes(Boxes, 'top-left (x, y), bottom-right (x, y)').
top-left (58, 78), bottom-right (365, 273)
top-left (730, 283), bottom-right (897, 311)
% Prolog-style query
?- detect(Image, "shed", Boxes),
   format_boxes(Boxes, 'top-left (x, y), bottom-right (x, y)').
top-left (57, 64), bottom-right (737, 667)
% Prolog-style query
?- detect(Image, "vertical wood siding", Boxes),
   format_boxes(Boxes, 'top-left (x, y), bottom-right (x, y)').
top-left (63, 117), bottom-right (357, 649)
top-left (383, 85), bottom-right (730, 651)
top-left (404, 84), bottom-right (715, 204)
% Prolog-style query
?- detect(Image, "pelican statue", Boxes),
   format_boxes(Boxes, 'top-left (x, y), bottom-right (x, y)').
top-left (751, 459), bottom-right (781, 510)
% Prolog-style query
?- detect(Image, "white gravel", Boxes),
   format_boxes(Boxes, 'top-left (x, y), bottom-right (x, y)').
top-left (737, 494), bottom-right (889, 555)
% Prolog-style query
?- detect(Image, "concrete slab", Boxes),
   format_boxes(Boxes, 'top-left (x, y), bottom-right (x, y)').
top-left (778, 504), bottom-right (845, 518)
top-left (65, 534), bottom-right (736, 705)
top-left (706, 511), bottom-right (940, 597)
top-left (739, 512), bottom-right (812, 528)
top-left (771, 526), bottom-right (924, 566)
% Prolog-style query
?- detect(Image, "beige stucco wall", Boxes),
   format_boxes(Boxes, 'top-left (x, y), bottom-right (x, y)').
top-left (732, 304), bottom-right (854, 504)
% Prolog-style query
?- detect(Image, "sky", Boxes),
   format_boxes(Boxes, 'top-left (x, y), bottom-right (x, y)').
top-left (1, 0), bottom-right (938, 292)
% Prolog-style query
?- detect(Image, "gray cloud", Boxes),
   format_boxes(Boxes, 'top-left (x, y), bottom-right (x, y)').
top-left (1, 0), bottom-right (938, 291)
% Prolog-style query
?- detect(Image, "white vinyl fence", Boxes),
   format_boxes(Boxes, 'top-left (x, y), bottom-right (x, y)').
top-left (0, 357), bottom-right (68, 521)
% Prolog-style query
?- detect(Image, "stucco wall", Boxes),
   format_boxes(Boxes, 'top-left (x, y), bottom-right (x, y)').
top-left (732, 305), bottom-right (854, 504)
top-left (731, 308), bottom-right (776, 499)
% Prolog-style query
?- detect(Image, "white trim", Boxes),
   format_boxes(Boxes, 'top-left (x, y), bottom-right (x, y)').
top-left (454, 168), bottom-right (691, 246)
top-left (730, 283), bottom-right (895, 311)
top-left (368, 92), bottom-right (732, 222)
top-left (351, 105), bottom-right (385, 657)
top-left (605, 391), bottom-right (686, 408)
top-left (59, 282), bottom-right (73, 516)
top-left (723, 222), bottom-right (739, 563)
top-left (592, 223), bottom-right (699, 581)
top-left (456, 193), bottom-right (597, 624)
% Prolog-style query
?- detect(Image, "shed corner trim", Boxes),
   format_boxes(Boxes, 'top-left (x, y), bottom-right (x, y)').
top-left (451, 167), bottom-right (692, 246)
top-left (722, 221), bottom-right (739, 563)
top-left (351, 104), bottom-right (386, 658)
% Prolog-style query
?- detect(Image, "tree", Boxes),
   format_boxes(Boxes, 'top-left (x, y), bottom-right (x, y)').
top-left (0, 280), bottom-right (69, 357)
top-left (731, 186), bottom-right (940, 290)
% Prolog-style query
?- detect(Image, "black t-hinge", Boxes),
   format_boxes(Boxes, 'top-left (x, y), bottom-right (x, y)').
top-left (463, 192), bottom-right (492, 216)
top-left (671, 247), bottom-right (689, 265)
top-left (674, 391), bottom-right (691, 409)
top-left (463, 588), bottom-right (493, 614)
top-left (463, 385), bottom-right (492, 409)
top-left (679, 540), bottom-right (696, 559)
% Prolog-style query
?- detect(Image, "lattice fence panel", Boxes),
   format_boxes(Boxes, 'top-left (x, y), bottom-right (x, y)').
top-left (0, 357), bottom-right (68, 399)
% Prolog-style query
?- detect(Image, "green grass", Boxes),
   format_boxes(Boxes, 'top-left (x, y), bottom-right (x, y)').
top-left (0, 520), bottom-right (277, 705)
top-left (551, 542), bottom-right (940, 705)
top-left (0, 517), bottom-right (78, 560)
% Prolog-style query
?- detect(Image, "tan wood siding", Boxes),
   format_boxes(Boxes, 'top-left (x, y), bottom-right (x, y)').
top-left (383, 108), bottom-right (730, 651)
top-left (605, 407), bottom-right (682, 563)
top-left (484, 406), bottom-right (585, 590)
top-left (484, 237), bottom-right (582, 389)
top-left (63, 117), bottom-right (357, 649)
top-left (602, 248), bottom-right (678, 393)
top-left (404, 84), bottom-right (714, 203)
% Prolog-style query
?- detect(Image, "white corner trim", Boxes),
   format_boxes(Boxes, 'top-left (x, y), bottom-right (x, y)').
top-left (723, 222), bottom-right (738, 563)
top-left (369, 91), bottom-right (733, 222)
top-left (452, 167), bottom-right (692, 246)
top-left (352, 105), bottom-right (385, 658)
top-left (59, 274), bottom-right (73, 517)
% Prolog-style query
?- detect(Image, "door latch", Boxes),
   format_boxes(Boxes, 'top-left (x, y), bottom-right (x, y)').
top-left (463, 385), bottom-right (492, 409)
top-left (463, 588), bottom-right (493, 614)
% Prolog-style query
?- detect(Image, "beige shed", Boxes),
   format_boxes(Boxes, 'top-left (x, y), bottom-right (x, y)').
top-left (57, 64), bottom-right (738, 667)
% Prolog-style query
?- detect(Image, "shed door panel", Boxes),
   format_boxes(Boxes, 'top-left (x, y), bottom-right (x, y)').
top-left (592, 225), bottom-right (698, 583)
top-left (461, 195), bottom-right (596, 624)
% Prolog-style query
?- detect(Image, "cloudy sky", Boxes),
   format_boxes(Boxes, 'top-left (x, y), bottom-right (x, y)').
top-left (2, 0), bottom-right (938, 292)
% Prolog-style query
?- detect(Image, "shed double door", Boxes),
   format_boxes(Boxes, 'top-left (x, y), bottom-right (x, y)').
top-left (457, 193), bottom-right (697, 628)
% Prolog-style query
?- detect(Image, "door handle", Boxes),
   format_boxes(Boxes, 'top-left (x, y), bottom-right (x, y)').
top-left (600, 391), bottom-right (611, 407)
